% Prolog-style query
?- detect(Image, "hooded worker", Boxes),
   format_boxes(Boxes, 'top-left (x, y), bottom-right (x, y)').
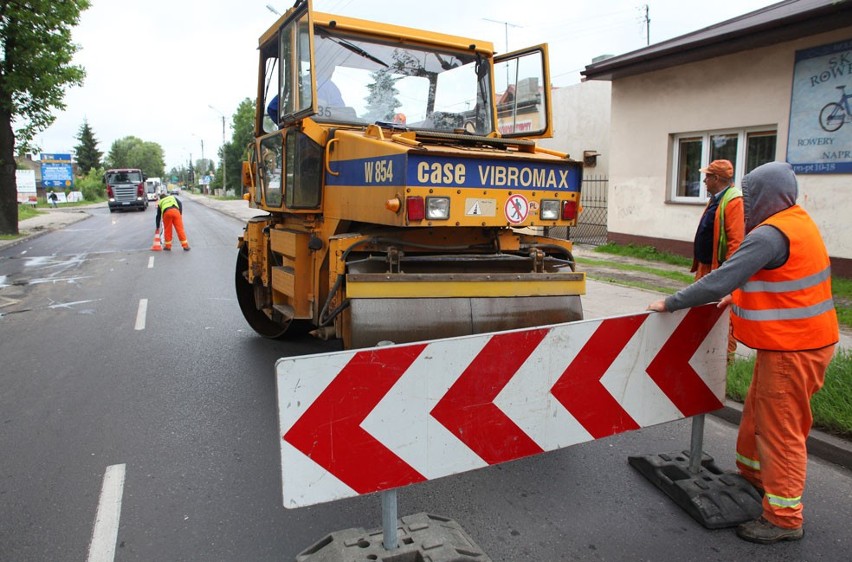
top-left (648, 161), bottom-right (838, 544)
top-left (155, 194), bottom-right (191, 251)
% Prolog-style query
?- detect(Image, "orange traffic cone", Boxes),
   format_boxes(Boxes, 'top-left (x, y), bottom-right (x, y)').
top-left (151, 229), bottom-right (163, 251)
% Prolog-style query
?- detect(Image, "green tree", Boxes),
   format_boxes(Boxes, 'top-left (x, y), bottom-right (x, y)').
top-left (74, 119), bottom-right (102, 173)
top-left (0, 0), bottom-right (91, 235)
top-left (105, 136), bottom-right (165, 178)
top-left (210, 97), bottom-right (254, 194)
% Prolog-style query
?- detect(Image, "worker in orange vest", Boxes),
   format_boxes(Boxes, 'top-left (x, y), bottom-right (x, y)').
top-left (155, 194), bottom-right (191, 251)
top-left (691, 159), bottom-right (744, 361)
top-left (648, 161), bottom-right (838, 544)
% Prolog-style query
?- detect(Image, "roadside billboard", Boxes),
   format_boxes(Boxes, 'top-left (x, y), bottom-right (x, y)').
top-left (16, 169), bottom-right (36, 203)
top-left (41, 162), bottom-right (75, 188)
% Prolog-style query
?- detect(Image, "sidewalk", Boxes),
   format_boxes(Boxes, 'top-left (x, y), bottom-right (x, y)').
top-left (0, 204), bottom-right (102, 251)
top-left (5, 195), bottom-right (851, 469)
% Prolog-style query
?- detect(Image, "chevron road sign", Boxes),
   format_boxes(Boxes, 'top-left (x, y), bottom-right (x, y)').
top-left (276, 305), bottom-right (729, 508)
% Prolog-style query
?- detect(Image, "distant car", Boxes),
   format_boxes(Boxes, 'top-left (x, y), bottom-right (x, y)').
top-left (144, 178), bottom-right (162, 202)
top-left (169, 187), bottom-right (181, 195)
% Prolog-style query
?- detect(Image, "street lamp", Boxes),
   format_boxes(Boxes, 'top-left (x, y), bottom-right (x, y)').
top-left (191, 132), bottom-right (207, 192)
top-left (208, 105), bottom-right (227, 193)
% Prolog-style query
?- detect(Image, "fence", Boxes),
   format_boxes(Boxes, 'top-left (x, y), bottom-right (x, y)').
top-left (548, 174), bottom-right (608, 246)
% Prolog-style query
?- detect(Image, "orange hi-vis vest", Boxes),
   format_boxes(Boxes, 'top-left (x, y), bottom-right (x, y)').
top-left (731, 205), bottom-right (838, 351)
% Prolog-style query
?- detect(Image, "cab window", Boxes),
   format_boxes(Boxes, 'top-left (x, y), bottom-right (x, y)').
top-left (284, 130), bottom-right (322, 209)
top-left (259, 134), bottom-right (283, 207)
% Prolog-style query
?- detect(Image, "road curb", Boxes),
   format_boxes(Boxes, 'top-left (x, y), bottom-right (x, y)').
top-left (713, 401), bottom-right (852, 470)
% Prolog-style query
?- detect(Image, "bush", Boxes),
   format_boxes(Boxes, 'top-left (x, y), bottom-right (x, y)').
top-left (77, 167), bottom-right (105, 201)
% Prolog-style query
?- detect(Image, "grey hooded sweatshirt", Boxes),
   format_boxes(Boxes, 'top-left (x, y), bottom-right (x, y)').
top-left (664, 161), bottom-right (798, 312)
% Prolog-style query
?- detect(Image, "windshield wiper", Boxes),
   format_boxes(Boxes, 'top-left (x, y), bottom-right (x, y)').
top-left (319, 31), bottom-right (389, 68)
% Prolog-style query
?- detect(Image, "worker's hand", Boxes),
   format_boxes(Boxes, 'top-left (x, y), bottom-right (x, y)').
top-left (717, 294), bottom-right (733, 309)
top-left (647, 299), bottom-right (668, 312)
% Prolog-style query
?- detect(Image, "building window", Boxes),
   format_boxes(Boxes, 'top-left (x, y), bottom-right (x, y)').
top-left (671, 128), bottom-right (777, 202)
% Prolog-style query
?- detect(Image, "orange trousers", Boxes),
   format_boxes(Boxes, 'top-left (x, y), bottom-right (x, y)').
top-left (162, 209), bottom-right (189, 249)
top-left (735, 345), bottom-right (834, 529)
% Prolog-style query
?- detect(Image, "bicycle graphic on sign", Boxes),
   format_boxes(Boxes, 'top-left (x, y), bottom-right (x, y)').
top-left (819, 85), bottom-right (852, 132)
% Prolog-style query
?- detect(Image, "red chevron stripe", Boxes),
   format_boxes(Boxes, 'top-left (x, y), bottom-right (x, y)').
top-left (283, 344), bottom-right (428, 494)
top-left (430, 329), bottom-right (548, 465)
top-left (646, 305), bottom-right (725, 416)
top-left (551, 315), bottom-right (645, 438)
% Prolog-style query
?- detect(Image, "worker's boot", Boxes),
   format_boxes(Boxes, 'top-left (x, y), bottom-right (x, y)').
top-left (164, 245), bottom-right (171, 251)
top-left (736, 517), bottom-right (803, 544)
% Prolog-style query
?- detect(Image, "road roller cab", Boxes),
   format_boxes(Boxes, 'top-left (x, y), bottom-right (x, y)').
top-left (236, 0), bottom-right (586, 349)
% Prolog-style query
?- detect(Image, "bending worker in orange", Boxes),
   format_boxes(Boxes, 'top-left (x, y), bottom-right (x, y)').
top-left (155, 194), bottom-right (191, 251)
top-left (648, 162), bottom-right (838, 544)
top-left (691, 159), bottom-right (744, 360)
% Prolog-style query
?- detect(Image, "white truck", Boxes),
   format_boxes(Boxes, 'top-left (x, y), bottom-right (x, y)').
top-left (144, 177), bottom-right (162, 201)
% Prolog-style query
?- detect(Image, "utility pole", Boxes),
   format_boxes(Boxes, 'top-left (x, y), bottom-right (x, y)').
top-left (209, 105), bottom-right (228, 193)
top-left (644, 4), bottom-right (651, 46)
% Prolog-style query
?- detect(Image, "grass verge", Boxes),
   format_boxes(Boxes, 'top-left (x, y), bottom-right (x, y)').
top-left (17, 204), bottom-right (41, 221)
top-left (594, 241), bottom-right (692, 267)
top-left (591, 242), bottom-right (851, 331)
top-left (727, 349), bottom-right (852, 438)
top-left (576, 256), bottom-right (694, 287)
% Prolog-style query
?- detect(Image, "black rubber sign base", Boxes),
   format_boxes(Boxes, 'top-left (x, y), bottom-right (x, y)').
top-left (628, 451), bottom-right (763, 529)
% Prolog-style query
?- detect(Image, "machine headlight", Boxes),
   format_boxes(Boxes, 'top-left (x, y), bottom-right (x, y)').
top-left (425, 196), bottom-right (450, 220)
top-left (540, 200), bottom-right (561, 220)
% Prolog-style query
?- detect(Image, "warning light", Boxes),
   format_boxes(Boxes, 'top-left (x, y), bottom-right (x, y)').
top-left (386, 197), bottom-right (401, 213)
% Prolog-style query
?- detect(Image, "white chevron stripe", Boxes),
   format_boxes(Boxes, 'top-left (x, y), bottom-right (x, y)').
top-left (690, 311), bottom-right (730, 401)
top-left (602, 313), bottom-right (684, 427)
top-left (496, 321), bottom-right (597, 451)
top-left (361, 336), bottom-right (490, 479)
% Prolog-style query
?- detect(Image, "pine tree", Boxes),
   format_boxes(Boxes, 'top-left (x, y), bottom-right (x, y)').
top-left (74, 119), bottom-right (102, 173)
top-left (363, 69), bottom-right (401, 123)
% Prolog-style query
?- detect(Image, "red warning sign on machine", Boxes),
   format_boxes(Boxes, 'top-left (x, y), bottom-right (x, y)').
top-left (276, 305), bottom-right (728, 508)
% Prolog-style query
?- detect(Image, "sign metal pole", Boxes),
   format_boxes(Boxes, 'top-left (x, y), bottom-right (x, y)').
top-left (381, 489), bottom-right (398, 551)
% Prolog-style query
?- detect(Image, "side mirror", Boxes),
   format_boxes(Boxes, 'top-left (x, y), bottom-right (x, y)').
top-left (242, 161), bottom-right (255, 190)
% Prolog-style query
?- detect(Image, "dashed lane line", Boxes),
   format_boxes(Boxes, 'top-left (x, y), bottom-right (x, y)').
top-left (87, 463), bottom-right (126, 562)
top-left (135, 299), bottom-right (147, 330)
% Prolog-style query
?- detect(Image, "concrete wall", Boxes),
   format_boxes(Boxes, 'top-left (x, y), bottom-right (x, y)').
top-left (540, 80), bottom-right (611, 175)
top-left (606, 26), bottom-right (852, 267)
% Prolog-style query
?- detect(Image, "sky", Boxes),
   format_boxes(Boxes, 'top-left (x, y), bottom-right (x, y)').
top-left (33, 0), bottom-right (780, 173)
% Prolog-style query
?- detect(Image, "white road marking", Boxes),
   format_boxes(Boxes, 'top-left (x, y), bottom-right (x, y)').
top-left (87, 463), bottom-right (126, 562)
top-left (135, 299), bottom-right (148, 330)
top-left (148, 256), bottom-right (155, 269)
top-left (48, 299), bottom-right (101, 310)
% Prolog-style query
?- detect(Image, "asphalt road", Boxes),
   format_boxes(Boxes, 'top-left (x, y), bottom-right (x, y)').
top-left (2, 200), bottom-right (851, 561)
